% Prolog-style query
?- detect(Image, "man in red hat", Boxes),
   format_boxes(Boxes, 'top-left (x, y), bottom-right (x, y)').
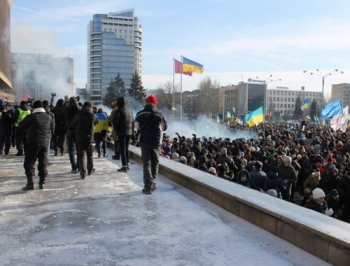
top-left (134, 94), bottom-right (167, 195)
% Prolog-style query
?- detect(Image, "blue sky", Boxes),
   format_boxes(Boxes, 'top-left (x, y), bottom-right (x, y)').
top-left (10, 0), bottom-right (350, 98)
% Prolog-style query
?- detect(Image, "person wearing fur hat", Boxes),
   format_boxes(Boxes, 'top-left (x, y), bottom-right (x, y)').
top-left (277, 156), bottom-right (297, 202)
top-left (301, 169), bottom-right (321, 206)
top-left (236, 169), bottom-right (251, 187)
top-left (305, 188), bottom-right (333, 216)
top-left (134, 94), bottom-right (167, 195)
top-left (18, 100), bottom-right (54, 190)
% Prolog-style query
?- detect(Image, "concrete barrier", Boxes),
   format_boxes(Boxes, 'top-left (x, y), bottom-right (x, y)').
top-left (123, 144), bottom-right (350, 265)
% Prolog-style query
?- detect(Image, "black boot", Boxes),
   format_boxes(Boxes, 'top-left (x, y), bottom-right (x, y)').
top-left (22, 183), bottom-right (34, 191)
top-left (117, 166), bottom-right (127, 173)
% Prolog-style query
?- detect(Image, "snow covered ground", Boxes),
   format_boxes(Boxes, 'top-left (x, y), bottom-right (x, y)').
top-left (0, 148), bottom-right (329, 265)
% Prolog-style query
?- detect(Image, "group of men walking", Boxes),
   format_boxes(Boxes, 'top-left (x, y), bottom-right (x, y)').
top-left (0, 95), bottom-right (167, 195)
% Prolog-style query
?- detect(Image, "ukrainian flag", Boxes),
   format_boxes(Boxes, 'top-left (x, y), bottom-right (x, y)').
top-left (300, 99), bottom-right (310, 111)
top-left (182, 56), bottom-right (204, 74)
top-left (226, 111), bottom-right (231, 118)
top-left (244, 107), bottom-right (264, 127)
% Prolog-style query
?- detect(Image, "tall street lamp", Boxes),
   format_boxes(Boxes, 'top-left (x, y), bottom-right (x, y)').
top-left (303, 69), bottom-right (344, 108)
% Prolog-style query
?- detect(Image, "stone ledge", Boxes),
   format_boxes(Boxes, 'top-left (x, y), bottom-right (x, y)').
top-left (115, 144), bottom-right (350, 265)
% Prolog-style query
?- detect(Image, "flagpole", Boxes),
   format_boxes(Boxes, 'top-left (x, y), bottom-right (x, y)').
top-left (180, 55), bottom-right (183, 121)
top-left (172, 58), bottom-right (175, 120)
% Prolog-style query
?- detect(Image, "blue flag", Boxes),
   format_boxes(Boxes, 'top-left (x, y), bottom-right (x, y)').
top-left (322, 100), bottom-right (342, 120)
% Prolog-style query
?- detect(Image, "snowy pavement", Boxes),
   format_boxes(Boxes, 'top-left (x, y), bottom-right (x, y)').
top-left (0, 148), bottom-right (330, 266)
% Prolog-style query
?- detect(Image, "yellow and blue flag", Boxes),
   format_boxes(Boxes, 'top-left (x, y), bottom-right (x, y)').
top-left (182, 56), bottom-right (204, 74)
top-left (300, 99), bottom-right (310, 111)
top-left (244, 107), bottom-right (264, 127)
top-left (226, 111), bottom-right (231, 118)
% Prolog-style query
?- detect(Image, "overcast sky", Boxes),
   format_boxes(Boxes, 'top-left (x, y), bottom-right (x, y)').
top-left (10, 0), bottom-right (350, 98)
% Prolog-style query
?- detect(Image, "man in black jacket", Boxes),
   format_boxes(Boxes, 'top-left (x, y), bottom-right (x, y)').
top-left (134, 95), bottom-right (167, 195)
top-left (18, 100), bottom-right (54, 190)
top-left (63, 97), bottom-right (80, 173)
top-left (70, 102), bottom-right (98, 179)
top-left (112, 97), bottom-right (134, 173)
top-left (51, 99), bottom-right (66, 156)
top-left (0, 102), bottom-right (13, 155)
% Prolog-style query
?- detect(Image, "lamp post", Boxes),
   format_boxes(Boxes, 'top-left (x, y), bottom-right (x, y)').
top-left (303, 69), bottom-right (344, 108)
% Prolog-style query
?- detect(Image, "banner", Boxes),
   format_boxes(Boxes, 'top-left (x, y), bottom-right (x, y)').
top-left (322, 99), bottom-right (342, 120)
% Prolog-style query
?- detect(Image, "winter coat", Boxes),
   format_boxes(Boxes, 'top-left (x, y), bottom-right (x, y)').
top-left (236, 169), bottom-right (251, 187)
top-left (303, 171), bottom-right (321, 199)
top-left (70, 105), bottom-right (98, 143)
top-left (108, 107), bottom-right (119, 141)
top-left (51, 99), bottom-right (65, 132)
top-left (12, 103), bottom-right (30, 125)
top-left (249, 169), bottom-right (267, 191)
top-left (277, 163), bottom-right (297, 183)
top-left (336, 177), bottom-right (350, 202)
top-left (0, 110), bottom-right (12, 136)
top-left (44, 104), bottom-right (55, 137)
top-left (134, 103), bottom-right (167, 149)
top-left (113, 97), bottom-right (134, 137)
top-left (305, 197), bottom-right (327, 214)
top-left (63, 97), bottom-right (80, 130)
top-left (263, 170), bottom-right (286, 193)
top-left (18, 108), bottom-right (53, 146)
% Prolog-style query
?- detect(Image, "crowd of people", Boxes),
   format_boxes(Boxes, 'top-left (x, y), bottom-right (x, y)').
top-left (1, 95), bottom-right (350, 220)
top-left (146, 120), bottom-right (350, 223)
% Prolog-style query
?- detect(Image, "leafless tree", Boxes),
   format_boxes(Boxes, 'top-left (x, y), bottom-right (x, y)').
top-left (197, 76), bottom-right (220, 117)
top-left (154, 81), bottom-right (179, 110)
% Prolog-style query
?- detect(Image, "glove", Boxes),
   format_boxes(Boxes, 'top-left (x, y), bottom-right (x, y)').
top-left (325, 208), bottom-right (334, 216)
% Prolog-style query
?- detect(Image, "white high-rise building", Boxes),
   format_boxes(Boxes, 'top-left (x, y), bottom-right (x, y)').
top-left (87, 8), bottom-right (142, 105)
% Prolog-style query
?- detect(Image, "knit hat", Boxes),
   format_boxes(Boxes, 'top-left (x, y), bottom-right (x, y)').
top-left (283, 156), bottom-right (291, 163)
top-left (270, 166), bottom-right (278, 173)
top-left (179, 156), bottom-right (187, 163)
top-left (208, 167), bottom-right (216, 175)
top-left (33, 100), bottom-right (43, 109)
top-left (267, 189), bottom-right (278, 197)
top-left (220, 148), bottom-right (227, 155)
top-left (146, 95), bottom-right (157, 105)
top-left (312, 188), bottom-right (325, 199)
top-left (330, 189), bottom-right (339, 197)
top-left (328, 164), bottom-right (336, 170)
top-left (171, 152), bottom-right (179, 159)
top-left (83, 102), bottom-right (92, 108)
